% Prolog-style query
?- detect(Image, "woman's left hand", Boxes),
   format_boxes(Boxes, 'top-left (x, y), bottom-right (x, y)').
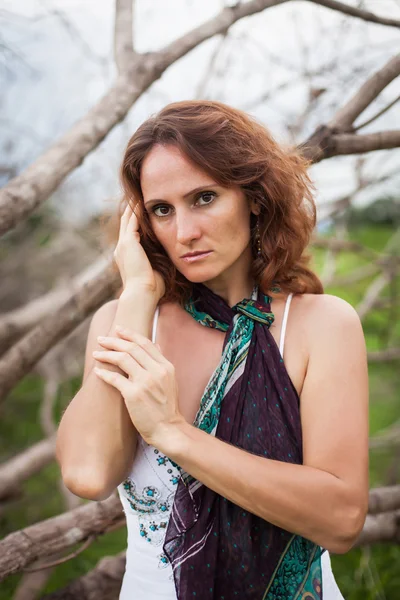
top-left (92, 327), bottom-right (185, 447)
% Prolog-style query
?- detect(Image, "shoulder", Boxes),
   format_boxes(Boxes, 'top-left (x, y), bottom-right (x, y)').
top-left (299, 293), bottom-right (362, 329)
top-left (297, 293), bottom-right (366, 360)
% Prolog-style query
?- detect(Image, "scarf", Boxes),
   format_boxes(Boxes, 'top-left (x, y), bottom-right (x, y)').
top-left (162, 282), bottom-right (325, 599)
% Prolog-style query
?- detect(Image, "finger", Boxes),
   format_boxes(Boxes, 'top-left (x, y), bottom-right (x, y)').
top-left (97, 336), bottom-right (159, 371)
top-left (115, 327), bottom-right (168, 364)
top-left (94, 366), bottom-right (131, 396)
top-left (118, 202), bottom-right (133, 240)
top-left (126, 205), bottom-right (140, 237)
top-left (93, 350), bottom-right (141, 379)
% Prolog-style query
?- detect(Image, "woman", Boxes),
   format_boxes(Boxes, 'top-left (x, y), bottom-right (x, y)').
top-left (56, 100), bottom-right (369, 599)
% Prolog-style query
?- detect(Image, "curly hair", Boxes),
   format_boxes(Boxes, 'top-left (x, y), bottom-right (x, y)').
top-left (107, 99), bottom-right (323, 305)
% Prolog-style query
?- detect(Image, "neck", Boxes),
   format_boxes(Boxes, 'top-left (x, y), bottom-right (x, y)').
top-left (202, 275), bottom-right (256, 308)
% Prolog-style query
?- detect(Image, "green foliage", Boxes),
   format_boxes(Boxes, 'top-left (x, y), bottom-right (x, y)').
top-left (348, 197), bottom-right (400, 227)
top-left (1, 224), bottom-right (399, 598)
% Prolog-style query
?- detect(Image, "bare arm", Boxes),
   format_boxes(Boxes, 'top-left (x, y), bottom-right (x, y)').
top-left (153, 294), bottom-right (369, 554)
top-left (56, 288), bottom-right (158, 500)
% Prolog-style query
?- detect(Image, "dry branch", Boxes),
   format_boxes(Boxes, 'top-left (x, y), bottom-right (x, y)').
top-left (0, 0), bottom-right (289, 236)
top-left (328, 54), bottom-right (400, 132)
top-left (311, 236), bottom-right (378, 260)
top-left (367, 347), bottom-right (400, 362)
top-left (0, 436), bottom-right (56, 502)
top-left (114, 0), bottom-right (136, 72)
top-left (357, 271), bottom-right (393, 321)
top-left (354, 509), bottom-right (400, 546)
top-left (300, 54), bottom-right (400, 162)
top-left (2, 1), bottom-right (398, 235)
top-left (1, 482), bottom-right (399, 581)
top-left (0, 494), bottom-right (124, 581)
top-left (368, 485), bottom-right (400, 515)
top-left (330, 54), bottom-right (400, 131)
top-left (370, 421), bottom-right (400, 450)
top-left (41, 552), bottom-right (126, 600)
top-left (0, 261), bottom-right (120, 402)
top-left (0, 254), bottom-right (114, 356)
top-left (326, 130), bottom-right (400, 157)
top-left (308, 0), bottom-right (400, 28)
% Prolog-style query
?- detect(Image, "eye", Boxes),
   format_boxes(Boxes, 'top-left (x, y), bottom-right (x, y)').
top-left (152, 204), bottom-right (171, 218)
top-left (151, 191), bottom-right (216, 218)
top-left (196, 191), bottom-right (216, 206)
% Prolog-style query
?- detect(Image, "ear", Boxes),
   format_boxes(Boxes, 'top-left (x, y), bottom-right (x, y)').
top-left (250, 200), bottom-right (261, 216)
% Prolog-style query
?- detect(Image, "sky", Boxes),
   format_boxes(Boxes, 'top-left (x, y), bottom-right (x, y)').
top-left (1, 0), bottom-right (399, 225)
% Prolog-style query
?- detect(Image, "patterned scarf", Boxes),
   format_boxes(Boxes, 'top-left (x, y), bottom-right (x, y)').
top-left (163, 282), bottom-right (325, 599)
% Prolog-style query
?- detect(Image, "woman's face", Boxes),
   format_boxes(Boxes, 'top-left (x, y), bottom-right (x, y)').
top-left (140, 144), bottom-right (258, 289)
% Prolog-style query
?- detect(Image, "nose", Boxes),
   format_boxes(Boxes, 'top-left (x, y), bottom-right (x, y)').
top-left (175, 209), bottom-right (202, 246)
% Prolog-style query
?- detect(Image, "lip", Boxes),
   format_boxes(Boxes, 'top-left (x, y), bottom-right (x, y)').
top-left (181, 251), bottom-right (213, 263)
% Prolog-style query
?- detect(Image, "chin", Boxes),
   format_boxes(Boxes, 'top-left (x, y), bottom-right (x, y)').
top-left (178, 266), bottom-right (223, 284)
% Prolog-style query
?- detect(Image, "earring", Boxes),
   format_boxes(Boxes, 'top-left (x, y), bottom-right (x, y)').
top-left (255, 216), bottom-right (261, 256)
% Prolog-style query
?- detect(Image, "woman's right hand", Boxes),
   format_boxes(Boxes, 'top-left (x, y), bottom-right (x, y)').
top-left (114, 202), bottom-right (165, 302)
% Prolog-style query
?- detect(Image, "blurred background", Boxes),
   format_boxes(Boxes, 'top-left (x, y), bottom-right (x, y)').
top-left (0, 0), bottom-right (399, 598)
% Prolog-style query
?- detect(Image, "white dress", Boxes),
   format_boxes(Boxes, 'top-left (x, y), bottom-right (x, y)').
top-left (117, 295), bottom-right (345, 599)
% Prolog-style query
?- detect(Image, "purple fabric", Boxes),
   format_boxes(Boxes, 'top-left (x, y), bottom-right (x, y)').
top-left (163, 283), bottom-right (324, 599)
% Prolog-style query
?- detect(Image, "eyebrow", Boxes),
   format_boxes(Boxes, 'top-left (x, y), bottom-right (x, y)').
top-left (144, 183), bottom-right (220, 207)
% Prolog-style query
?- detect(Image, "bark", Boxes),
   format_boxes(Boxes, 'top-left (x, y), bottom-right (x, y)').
top-left (0, 494), bottom-right (124, 581)
top-left (367, 347), bottom-right (400, 363)
top-left (299, 54), bottom-right (400, 162)
top-left (369, 421), bottom-right (400, 450)
top-left (2, 1), bottom-right (398, 235)
top-left (0, 261), bottom-right (121, 402)
top-left (0, 0), bottom-right (289, 236)
top-left (309, 0), bottom-right (400, 28)
top-left (0, 254), bottom-right (112, 357)
top-left (330, 55), bottom-right (400, 131)
top-left (354, 510), bottom-right (400, 546)
top-left (0, 436), bottom-right (56, 502)
top-left (1, 483), bottom-right (399, 581)
top-left (368, 485), bottom-right (400, 515)
top-left (326, 130), bottom-right (400, 158)
top-left (114, 0), bottom-right (136, 72)
top-left (40, 552), bottom-right (126, 600)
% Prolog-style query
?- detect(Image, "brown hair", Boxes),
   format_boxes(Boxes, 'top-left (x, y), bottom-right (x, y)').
top-left (107, 99), bottom-right (323, 305)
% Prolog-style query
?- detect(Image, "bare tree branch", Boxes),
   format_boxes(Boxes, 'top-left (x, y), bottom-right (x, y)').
top-left (0, 254), bottom-right (111, 357)
top-left (354, 93), bottom-right (400, 132)
top-left (301, 126), bottom-right (400, 162)
top-left (327, 130), bottom-right (400, 157)
top-left (368, 485), bottom-right (400, 514)
top-left (0, 436), bottom-right (56, 502)
top-left (354, 509), bottom-right (400, 546)
top-left (0, 0), bottom-right (289, 236)
top-left (41, 552), bottom-right (126, 600)
top-left (357, 271), bottom-right (393, 320)
top-left (13, 373), bottom-right (81, 600)
top-left (1, 483), bottom-right (397, 582)
top-left (0, 261), bottom-right (120, 402)
top-left (308, 0), bottom-right (400, 29)
top-left (370, 420), bottom-right (400, 450)
top-left (367, 347), bottom-right (400, 362)
top-left (114, 0), bottom-right (136, 72)
top-left (329, 54), bottom-right (400, 131)
top-left (0, 494), bottom-right (124, 581)
top-left (299, 54), bottom-right (400, 161)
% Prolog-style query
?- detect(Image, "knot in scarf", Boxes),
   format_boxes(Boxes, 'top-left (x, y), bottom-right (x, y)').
top-left (232, 297), bottom-right (275, 328)
top-left (184, 283), bottom-right (275, 333)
